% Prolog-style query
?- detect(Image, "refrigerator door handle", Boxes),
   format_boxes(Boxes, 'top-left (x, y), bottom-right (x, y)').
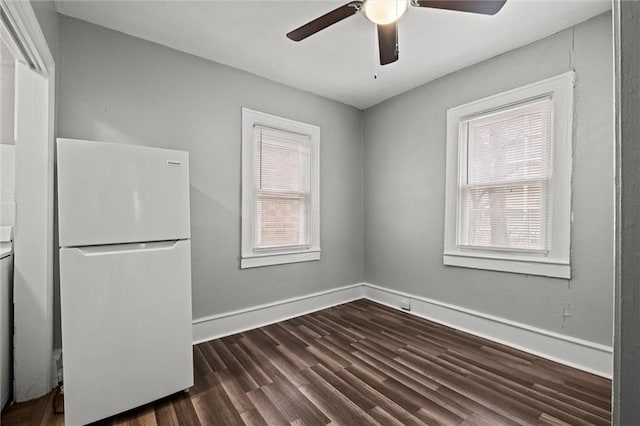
top-left (73, 240), bottom-right (185, 256)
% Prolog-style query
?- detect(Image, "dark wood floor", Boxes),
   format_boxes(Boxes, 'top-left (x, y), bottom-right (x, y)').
top-left (2, 300), bottom-right (611, 425)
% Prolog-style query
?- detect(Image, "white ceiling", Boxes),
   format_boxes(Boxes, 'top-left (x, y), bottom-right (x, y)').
top-left (55, 0), bottom-right (611, 109)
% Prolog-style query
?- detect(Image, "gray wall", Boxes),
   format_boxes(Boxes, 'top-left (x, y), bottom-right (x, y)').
top-left (0, 42), bottom-right (14, 145)
top-left (363, 13), bottom-right (613, 346)
top-left (57, 17), bottom-right (364, 321)
top-left (31, 0), bottom-right (58, 61)
top-left (613, 0), bottom-right (640, 423)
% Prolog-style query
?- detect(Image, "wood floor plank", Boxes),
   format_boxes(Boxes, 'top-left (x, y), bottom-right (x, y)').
top-left (171, 393), bottom-right (201, 426)
top-left (369, 405), bottom-right (407, 426)
top-left (245, 388), bottom-right (289, 426)
top-left (264, 324), bottom-right (322, 368)
top-left (297, 373), bottom-right (378, 425)
top-left (2, 300), bottom-right (612, 426)
top-left (305, 342), bottom-right (350, 371)
top-left (468, 363), bottom-right (611, 423)
top-left (192, 381), bottom-right (244, 426)
top-left (198, 341), bottom-right (227, 373)
top-left (2, 400), bottom-right (40, 426)
top-left (310, 363), bottom-right (377, 412)
top-left (192, 345), bottom-right (213, 378)
top-left (539, 412), bottom-right (574, 426)
top-left (435, 385), bottom-right (521, 426)
top-left (261, 381), bottom-right (330, 424)
top-left (559, 383), bottom-right (612, 411)
top-left (384, 377), bottom-right (464, 425)
top-left (215, 369), bottom-right (254, 414)
top-left (238, 408), bottom-right (267, 426)
top-left (238, 333), bottom-right (310, 388)
top-left (225, 341), bottom-right (272, 387)
top-left (28, 392), bottom-right (52, 425)
top-left (532, 383), bottom-right (612, 417)
top-left (314, 334), bottom-right (362, 365)
top-left (336, 365), bottom-right (427, 426)
top-left (113, 405), bottom-right (157, 426)
top-left (40, 395), bottom-right (65, 426)
top-left (357, 349), bottom-right (446, 402)
top-left (153, 397), bottom-right (179, 426)
top-left (468, 373), bottom-right (607, 426)
top-left (278, 320), bottom-right (317, 346)
top-left (209, 339), bottom-right (260, 392)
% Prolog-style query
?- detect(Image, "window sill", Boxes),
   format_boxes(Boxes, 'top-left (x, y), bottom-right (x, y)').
top-left (443, 251), bottom-right (570, 279)
top-left (241, 249), bottom-right (321, 269)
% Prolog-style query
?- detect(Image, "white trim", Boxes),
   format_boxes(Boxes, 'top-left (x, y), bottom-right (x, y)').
top-left (363, 283), bottom-right (612, 378)
top-left (0, 1), bottom-right (54, 74)
top-left (240, 249), bottom-right (321, 269)
top-left (443, 72), bottom-right (574, 279)
top-left (192, 283), bottom-right (364, 343)
top-left (190, 282), bottom-right (612, 378)
top-left (6, 1), bottom-right (56, 403)
top-left (240, 108), bottom-right (321, 269)
top-left (443, 252), bottom-right (571, 279)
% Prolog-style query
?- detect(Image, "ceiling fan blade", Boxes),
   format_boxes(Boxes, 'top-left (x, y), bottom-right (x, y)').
top-left (377, 22), bottom-right (398, 65)
top-left (287, 1), bottom-right (363, 41)
top-left (414, 0), bottom-right (506, 15)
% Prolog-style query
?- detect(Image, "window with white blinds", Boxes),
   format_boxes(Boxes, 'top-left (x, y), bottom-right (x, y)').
top-left (444, 73), bottom-right (573, 278)
top-left (458, 98), bottom-right (552, 252)
top-left (241, 108), bottom-right (320, 269)
top-left (254, 126), bottom-right (311, 249)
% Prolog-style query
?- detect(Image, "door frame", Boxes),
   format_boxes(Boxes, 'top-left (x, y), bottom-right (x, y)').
top-left (1, 0), bottom-right (56, 402)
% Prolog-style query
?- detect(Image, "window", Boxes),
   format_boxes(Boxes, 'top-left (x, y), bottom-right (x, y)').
top-left (459, 98), bottom-right (552, 251)
top-left (241, 108), bottom-right (320, 268)
top-left (443, 72), bottom-right (573, 278)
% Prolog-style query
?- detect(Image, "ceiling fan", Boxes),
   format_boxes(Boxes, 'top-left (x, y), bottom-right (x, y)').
top-left (286, 0), bottom-right (507, 65)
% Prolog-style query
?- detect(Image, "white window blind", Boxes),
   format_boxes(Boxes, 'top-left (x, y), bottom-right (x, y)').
top-left (458, 97), bottom-right (552, 252)
top-left (254, 125), bottom-right (311, 249)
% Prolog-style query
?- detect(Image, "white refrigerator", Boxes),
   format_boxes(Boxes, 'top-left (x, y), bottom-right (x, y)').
top-left (57, 138), bottom-right (194, 425)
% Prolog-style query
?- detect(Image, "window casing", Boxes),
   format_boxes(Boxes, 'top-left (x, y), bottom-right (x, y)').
top-left (443, 73), bottom-right (573, 278)
top-left (241, 108), bottom-right (320, 268)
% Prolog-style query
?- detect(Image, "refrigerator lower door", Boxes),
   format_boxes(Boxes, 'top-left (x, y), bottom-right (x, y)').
top-left (60, 240), bottom-right (193, 425)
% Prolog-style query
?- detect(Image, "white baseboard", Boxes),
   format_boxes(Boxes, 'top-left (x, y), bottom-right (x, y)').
top-left (363, 283), bottom-right (613, 378)
top-left (192, 283), bottom-right (365, 344)
top-left (191, 282), bottom-right (612, 378)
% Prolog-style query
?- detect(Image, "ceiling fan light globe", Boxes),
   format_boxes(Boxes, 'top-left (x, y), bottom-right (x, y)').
top-left (363, 0), bottom-right (410, 25)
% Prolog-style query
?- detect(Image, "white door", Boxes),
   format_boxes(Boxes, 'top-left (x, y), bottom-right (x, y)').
top-left (60, 240), bottom-right (193, 426)
top-left (57, 138), bottom-right (190, 247)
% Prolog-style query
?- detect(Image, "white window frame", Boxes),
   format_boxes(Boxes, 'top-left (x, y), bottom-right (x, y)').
top-left (443, 72), bottom-right (574, 279)
top-left (241, 108), bottom-right (320, 268)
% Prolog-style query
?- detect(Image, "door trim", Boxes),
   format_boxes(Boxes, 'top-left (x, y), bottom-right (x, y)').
top-left (3, 0), bottom-right (56, 402)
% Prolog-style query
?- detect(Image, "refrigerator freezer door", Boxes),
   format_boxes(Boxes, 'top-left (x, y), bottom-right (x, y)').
top-left (60, 240), bottom-right (193, 425)
top-left (57, 138), bottom-right (190, 247)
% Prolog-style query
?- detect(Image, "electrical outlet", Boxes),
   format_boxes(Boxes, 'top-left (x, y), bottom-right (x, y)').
top-left (400, 299), bottom-right (411, 311)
